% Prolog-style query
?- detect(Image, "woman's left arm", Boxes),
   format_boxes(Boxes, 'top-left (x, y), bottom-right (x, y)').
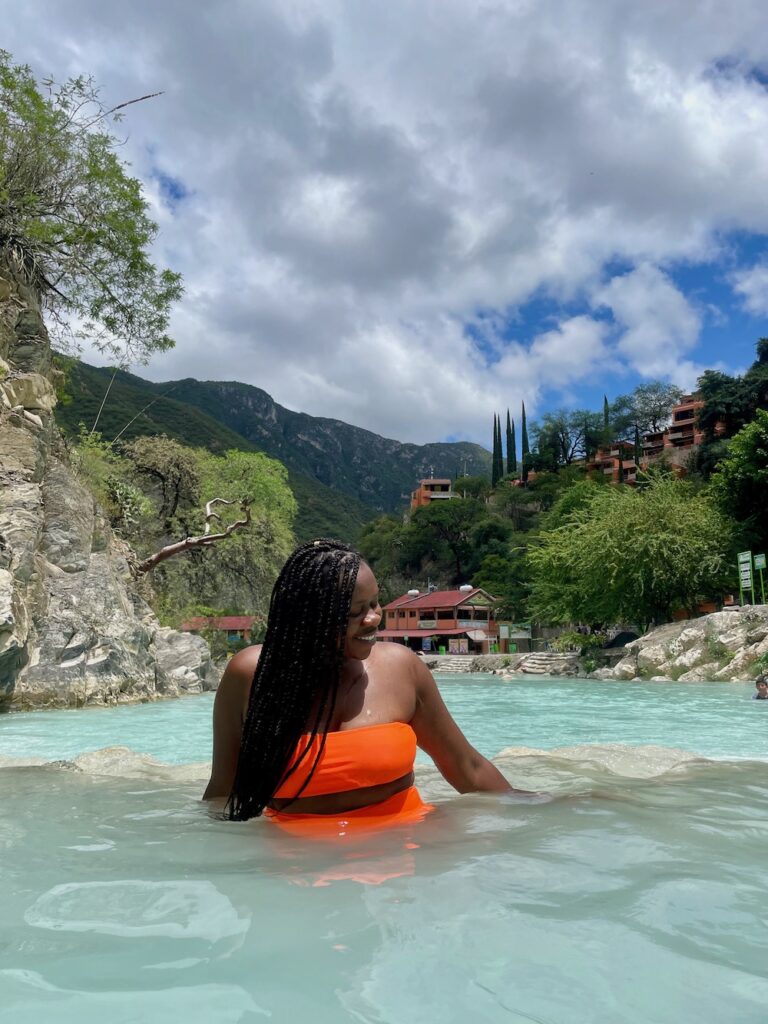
top-left (409, 657), bottom-right (513, 794)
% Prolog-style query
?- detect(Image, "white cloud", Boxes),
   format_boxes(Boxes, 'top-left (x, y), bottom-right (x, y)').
top-left (731, 262), bottom-right (768, 316)
top-left (3, 0), bottom-right (768, 441)
top-left (593, 265), bottom-right (701, 382)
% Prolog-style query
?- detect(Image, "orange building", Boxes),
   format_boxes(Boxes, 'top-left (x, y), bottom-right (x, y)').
top-left (379, 587), bottom-right (499, 654)
top-left (588, 393), bottom-right (722, 483)
top-left (410, 478), bottom-right (457, 510)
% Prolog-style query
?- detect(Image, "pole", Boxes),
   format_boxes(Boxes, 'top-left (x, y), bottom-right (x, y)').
top-left (761, 567), bottom-right (766, 605)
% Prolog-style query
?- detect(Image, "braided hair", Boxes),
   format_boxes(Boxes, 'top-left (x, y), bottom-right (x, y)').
top-left (227, 538), bottom-right (361, 821)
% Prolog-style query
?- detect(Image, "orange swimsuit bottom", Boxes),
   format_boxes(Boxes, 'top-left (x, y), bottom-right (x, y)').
top-left (264, 721), bottom-right (434, 841)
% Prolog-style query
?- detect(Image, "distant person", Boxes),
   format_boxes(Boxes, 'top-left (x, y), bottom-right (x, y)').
top-left (203, 538), bottom-right (515, 832)
top-left (754, 676), bottom-right (768, 700)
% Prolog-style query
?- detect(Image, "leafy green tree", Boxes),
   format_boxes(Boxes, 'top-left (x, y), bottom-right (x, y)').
top-left (709, 409), bottom-right (768, 553)
top-left (454, 475), bottom-right (491, 500)
top-left (531, 409), bottom-right (603, 469)
top-left (528, 476), bottom-right (734, 628)
top-left (403, 499), bottom-right (487, 583)
top-left (123, 435), bottom-right (201, 530)
top-left (472, 550), bottom-right (528, 620)
top-left (152, 448), bottom-right (295, 623)
top-left (0, 51), bottom-right (182, 361)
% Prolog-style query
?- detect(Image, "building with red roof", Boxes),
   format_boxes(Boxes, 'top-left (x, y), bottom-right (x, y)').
top-left (179, 615), bottom-right (262, 647)
top-left (381, 586), bottom-right (500, 654)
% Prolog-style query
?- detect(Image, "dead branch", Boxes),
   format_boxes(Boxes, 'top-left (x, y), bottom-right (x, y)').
top-left (134, 498), bottom-right (251, 574)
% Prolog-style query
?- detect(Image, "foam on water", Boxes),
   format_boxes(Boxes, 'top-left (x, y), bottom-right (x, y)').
top-left (1, 675), bottom-right (768, 1022)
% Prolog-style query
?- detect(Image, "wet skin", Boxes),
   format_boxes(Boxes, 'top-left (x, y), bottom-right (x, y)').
top-left (203, 562), bottom-right (513, 812)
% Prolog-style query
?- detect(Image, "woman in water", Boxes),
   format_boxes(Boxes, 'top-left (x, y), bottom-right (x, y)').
top-left (203, 538), bottom-right (511, 831)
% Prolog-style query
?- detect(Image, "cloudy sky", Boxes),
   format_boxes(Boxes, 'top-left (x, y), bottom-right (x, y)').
top-left (5, 0), bottom-right (768, 445)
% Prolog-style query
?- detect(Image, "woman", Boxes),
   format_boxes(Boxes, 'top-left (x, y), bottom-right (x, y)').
top-left (203, 538), bottom-right (512, 833)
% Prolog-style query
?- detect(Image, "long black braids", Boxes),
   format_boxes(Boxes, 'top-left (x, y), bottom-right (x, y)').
top-left (226, 538), bottom-right (361, 821)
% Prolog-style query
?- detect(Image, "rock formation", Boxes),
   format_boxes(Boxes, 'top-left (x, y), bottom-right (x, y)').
top-left (0, 271), bottom-right (219, 710)
top-left (593, 606), bottom-right (768, 682)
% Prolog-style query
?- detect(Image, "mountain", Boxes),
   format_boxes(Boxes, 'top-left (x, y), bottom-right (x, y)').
top-left (139, 377), bottom-right (490, 510)
top-left (54, 360), bottom-right (375, 541)
top-left (55, 359), bottom-right (492, 533)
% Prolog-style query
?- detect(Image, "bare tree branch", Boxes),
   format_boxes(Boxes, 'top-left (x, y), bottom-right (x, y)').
top-left (135, 498), bottom-right (252, 574)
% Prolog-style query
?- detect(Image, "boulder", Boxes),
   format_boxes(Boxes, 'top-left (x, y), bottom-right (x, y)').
top-left (152, 627), bottom-right (220, 694)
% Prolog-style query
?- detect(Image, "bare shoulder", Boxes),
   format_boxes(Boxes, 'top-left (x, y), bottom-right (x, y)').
top-left (215, 644), bottom-right (262, 715)
top-left (371, 640), bottom-right (421, 672)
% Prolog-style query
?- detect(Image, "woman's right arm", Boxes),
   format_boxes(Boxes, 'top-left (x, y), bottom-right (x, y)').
top-left (202, 645), bottom-right (260, 800)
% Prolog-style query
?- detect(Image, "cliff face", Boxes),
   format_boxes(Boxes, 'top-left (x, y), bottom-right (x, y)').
top-left (594, 606), bottom-right (768, 682)
top-left (0, 272), bottom-right (219, 710)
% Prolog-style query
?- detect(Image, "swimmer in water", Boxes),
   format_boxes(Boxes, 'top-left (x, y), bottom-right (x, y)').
top-left (203, 539), bottom-right (518, 831)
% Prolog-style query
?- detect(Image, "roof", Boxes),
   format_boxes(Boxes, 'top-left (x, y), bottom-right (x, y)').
top-left (418, 478), bottom-right (452, 485)
top-left (377, 627), bottom-right (486, 638)
top-left (384, 587), bottom-right (496, 610)
top-left (180, 615), bottom-right (260, 631)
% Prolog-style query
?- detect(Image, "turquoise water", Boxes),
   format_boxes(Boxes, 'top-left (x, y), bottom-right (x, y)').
top-left (1, 676), bottom-right (768, 1023)
top-left (1, 675), bottom-right (767, 763)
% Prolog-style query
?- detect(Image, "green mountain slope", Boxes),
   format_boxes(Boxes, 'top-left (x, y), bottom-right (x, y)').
top-left (54, 360), bottom-right (375, 542)
top-left (140, 378), bottom-right (492, 511)
top-left (55, 358), bottom-right (492, 533)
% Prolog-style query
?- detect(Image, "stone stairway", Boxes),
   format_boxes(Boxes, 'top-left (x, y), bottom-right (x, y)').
top-left (518, 651), bottom-right (580, 675)
top-left (427, 655), bottom-right (473, 672)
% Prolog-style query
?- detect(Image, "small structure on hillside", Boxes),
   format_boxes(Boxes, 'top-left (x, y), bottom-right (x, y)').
top-left (410, 478), bottom-right (457, 509)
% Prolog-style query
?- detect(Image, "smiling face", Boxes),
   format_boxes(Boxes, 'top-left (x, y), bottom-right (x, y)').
top-left (343, 561), bottom-right (382, 660)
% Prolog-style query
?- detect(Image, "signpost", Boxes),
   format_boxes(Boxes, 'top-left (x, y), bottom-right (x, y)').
top-left (755, 553), bottom-right (767, 604)
top-left (738, 551), bottom-right (754, 605)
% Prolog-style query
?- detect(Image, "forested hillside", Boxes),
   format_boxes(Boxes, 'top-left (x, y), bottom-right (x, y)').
top-left (54, 359), bottom-right (375, 541)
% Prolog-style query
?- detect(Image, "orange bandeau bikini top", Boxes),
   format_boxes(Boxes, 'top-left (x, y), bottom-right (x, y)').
top-left (272, 721), bottom-right (417, 800)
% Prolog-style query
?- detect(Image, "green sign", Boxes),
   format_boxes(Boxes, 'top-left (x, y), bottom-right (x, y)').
top-left (755, 554), bottom-right (766, 571)
top-left (738, 550), bottom-right (754, 602)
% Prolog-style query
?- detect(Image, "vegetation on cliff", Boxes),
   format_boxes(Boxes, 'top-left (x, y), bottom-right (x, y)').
top-left (0, 51), bottom-right (181, 362)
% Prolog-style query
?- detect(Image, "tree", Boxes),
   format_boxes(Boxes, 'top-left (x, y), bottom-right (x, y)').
top-left (123, 435), bottom-right (200, 529)
top-left (603, 394), bottom-right (610, 432)
top-left (506, 410), bottom-right (517, 475)
top-left (404, 499), bottom-right (486, 583)
top-left (697, 369), bottom-right (755, 441)
top-left (521, 401), bottom-right (530, 483)
top-left (531, 409), bottom-right (603, 469)
top-left (0, 51), bottom-right (182, 361)
top-left (454, 475), bottom-right (491, 500)
top-left (634, 425), bottom-right (643, 469)
top-left (528, 475), bottom-right (734, 629)
top-left (491, 414), bottom-right (501, 487)
top-left (709, 409), bottom-right (768, 553)
top-left (150, 448), bottom-right (296, 622)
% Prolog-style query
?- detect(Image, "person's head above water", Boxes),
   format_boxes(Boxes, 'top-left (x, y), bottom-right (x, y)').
top-left (228, 538), bottom-right (382, 820)
top-left (755, 675), bottom-right (768, 698)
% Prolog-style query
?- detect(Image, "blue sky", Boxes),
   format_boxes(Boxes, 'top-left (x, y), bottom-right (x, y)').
top-left (4, 0), bottom-right (768, 446)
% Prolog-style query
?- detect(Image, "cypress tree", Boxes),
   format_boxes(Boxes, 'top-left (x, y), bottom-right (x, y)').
top-left (634, 424), bottom-right (643, 470)
top-left (617, 445), bottom-right (625, 484)
top-left (603, 394), bottom-right (610, 431)
top-left (506, 409), bottom-right (517, 474)
top-left (497, 415), bottom-right (504, 482)
top-left (521, 402), bottom-right (530, 483)
top-left (491, 414), bottom-right (500, 487)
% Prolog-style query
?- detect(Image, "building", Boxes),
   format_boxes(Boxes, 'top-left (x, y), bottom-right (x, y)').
top-left (179, 615), bottom-right (261, 647)
top-left (410, 478), bottom-right (457, 510)
top-left (587, 393), bottom-right (723, 483)
top-left (379, 586), bottom-right (500, 654)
